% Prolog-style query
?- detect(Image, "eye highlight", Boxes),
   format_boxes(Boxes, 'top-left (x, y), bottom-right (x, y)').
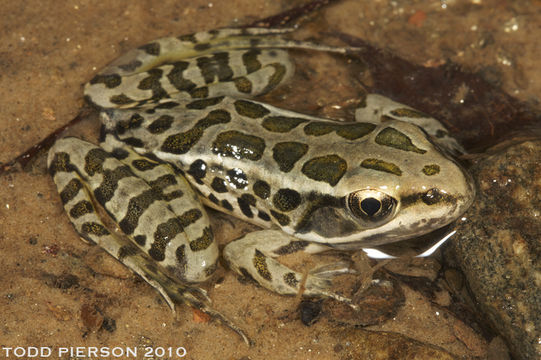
top-left (348, 189), bottom-right (397, 226)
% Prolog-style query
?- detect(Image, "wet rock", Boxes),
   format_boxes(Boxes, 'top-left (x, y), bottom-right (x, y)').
top-left (445, 140), bottom-right (541, 360)
top-left (298, 299), bottom-right (323, 326)
top-left (80, 303), bottom-right (104, 331)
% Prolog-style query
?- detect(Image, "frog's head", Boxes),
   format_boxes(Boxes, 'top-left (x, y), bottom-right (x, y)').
top-left (291, 120), bottom-right (475, 248)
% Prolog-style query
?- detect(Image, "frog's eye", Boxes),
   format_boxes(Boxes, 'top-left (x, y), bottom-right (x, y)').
top-left (347, 189), bottom-right (397, 226)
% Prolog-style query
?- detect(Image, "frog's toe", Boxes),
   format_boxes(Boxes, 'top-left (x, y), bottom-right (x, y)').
top-left (302, 272), bottom-right (357, 310)
top-left (309, 261), bottom-right (356, 279)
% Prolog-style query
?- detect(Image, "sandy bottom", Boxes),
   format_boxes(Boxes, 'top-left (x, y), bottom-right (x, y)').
top-left (1, 1), bottom-right (539, 359)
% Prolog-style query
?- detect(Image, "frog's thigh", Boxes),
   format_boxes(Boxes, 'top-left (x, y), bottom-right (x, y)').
top-left (85, 28), bottom-right (296, 109)
top-left (224, 230), bottom-right (344, 298)
top-left (48, 139), bottom-right (208, 309)
top-left (100, 134), bottom-right (219, 283)
top-left (49, 137), bottom-right (218, 284)
top-left (200, 49), bottom-right (294, 100)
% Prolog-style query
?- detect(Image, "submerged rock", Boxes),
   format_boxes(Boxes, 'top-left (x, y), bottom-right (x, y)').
top-left (445, 140), bottom-right (541, 360)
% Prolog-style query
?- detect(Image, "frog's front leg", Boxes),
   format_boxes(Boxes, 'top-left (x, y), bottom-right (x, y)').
top-left (223, 230), bottom-right (355, 306)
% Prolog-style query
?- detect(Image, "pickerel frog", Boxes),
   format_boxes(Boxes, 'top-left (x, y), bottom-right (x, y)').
top-left (48, 28), bottom-right (474, 342)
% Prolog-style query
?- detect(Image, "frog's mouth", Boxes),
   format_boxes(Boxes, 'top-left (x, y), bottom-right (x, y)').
top-left (360, 228), bottom-right (458, 259)
top-left (322, 220), bottom-right (459, 251)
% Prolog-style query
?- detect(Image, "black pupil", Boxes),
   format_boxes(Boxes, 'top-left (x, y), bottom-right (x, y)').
top-left (360, 197), bottom-right (381, 216)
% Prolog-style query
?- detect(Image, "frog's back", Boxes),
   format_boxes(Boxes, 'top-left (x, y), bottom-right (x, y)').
top-left (104, 95), bottom-right (474, 248)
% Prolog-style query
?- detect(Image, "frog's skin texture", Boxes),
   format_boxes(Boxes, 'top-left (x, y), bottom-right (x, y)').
top-left (48, 27), bottom-right (474, 340)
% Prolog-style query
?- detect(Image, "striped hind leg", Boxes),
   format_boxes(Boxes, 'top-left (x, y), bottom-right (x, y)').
top-left (84, 28), bottom-right (297, 109)
top-left (48, 136), bottom-right (219, 283)
top-left (47, 137), bottom-right (249, 342)
top-left (84, 27), bottom-right (356, 109)
top-left (48, 141), bottom-right (203, 307)
top-left (98, 133), bottom-right (219, 284)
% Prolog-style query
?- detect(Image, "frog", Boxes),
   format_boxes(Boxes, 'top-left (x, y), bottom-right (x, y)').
top-left (47, 27), bottom-right (475, 342)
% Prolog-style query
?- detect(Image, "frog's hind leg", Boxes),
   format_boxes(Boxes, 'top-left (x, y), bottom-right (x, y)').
top-left (84, 27), bottom-right (355, 110)
top-left (84, 36), bottom-right (297, 109)
top-left (48, 137), bottom-right (249, 344)
top-left (98, 133), bottom-right (219, 284)
top-left (48, 138), bottom-right (201, 307)
top-left (223, 230), bottom-right (356, 308)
